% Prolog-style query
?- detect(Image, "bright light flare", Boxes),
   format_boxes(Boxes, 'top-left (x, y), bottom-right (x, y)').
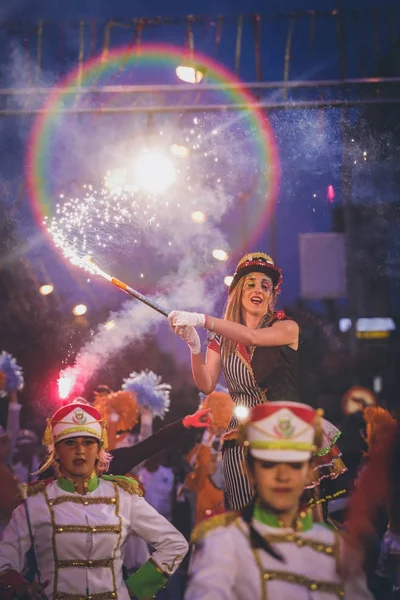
top-left (133, 150), bottom-right (176, 194)
top-left (58, 371), bottom-right (76, 400)
top-left (191, 210), bottom-right (206, 224)
top-left (327, 185), bottom-right (335, 203)
top-left (39, 284), bottom-right (54, 296)
top-left (176, 65), bottom-right (204, 84)
top-left (212, 249), bottom-right (229, 261)
top-left (224, 276), bottom-right (233, 287)
top-left (73, 304), bottom-right (87, 316)
top-left (234, 405), bottom-right (250, 421)
top-left (104, 168), bottom-right (127, 192)
top-left (170, 144), bottom-right (190, 158)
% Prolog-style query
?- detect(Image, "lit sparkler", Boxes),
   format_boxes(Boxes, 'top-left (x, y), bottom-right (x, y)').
top-left (83, 256), bottom-right (168, 316)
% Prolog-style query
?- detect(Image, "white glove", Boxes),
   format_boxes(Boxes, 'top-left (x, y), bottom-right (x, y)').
top-left (168, 310), bottom-right (206, 328)
top-left (174, 325), bottom-right (201, 354)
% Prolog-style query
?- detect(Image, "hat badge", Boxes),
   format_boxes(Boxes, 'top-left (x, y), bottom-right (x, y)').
top-left (72, 408), bottom-right (87, 424)
top-left (274, 415), bottom-right (294, 438)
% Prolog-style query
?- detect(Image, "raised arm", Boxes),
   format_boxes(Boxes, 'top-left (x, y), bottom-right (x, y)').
top-left (108, 409), bottom-right (212, 475)
top-left (169, 310), bottom-right (299, 349)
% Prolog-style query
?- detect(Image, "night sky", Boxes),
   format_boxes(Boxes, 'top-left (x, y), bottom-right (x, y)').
top-left (1, 0), bottom-right (399, 334)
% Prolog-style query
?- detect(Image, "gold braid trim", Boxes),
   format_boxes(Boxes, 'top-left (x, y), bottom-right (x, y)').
top-left (262, 533), bottom-right (337, 556)
top-left (307, 489), bottom-right (347, 507)
top-left (57, 558), bottom-right (113, 569)
top-left (55, 592), bottom-right (116, 600)
top-left (48, 495), bottom-right (117, 507)
top-left (190, 512), bottom-right (239, 545)
top-left (54, 524), bottom-right (121, 534)
top-left (27, 481), bottom-right (47, 497)
top-left (103, 475), bottom-right (143, 497)
top-left (261, 570), bottom-right (344, 597)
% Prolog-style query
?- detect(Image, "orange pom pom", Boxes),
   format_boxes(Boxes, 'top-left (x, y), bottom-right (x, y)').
top-left (201, 391), bottom-right (234, 434)
top-left (93, 389), bottom-right (140, 432)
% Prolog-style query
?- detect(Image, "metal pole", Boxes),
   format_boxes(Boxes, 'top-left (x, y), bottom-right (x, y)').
top-left (0, 97), bottom-right (400, 116)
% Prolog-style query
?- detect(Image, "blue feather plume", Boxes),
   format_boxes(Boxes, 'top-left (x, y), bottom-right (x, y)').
top-left (122, 370), bottom-right (171, 419)
top-left (0, 352), bottom-right (24, 397)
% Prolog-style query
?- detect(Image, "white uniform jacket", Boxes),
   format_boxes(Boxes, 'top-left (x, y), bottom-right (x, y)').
top-left (185, 508), bottom-right (374, 600)
top-left (0, 474), bottom-right (188, 600)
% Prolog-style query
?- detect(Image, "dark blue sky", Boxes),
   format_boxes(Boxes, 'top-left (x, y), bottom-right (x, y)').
top-left (1, 0), bottom-right (398, 313)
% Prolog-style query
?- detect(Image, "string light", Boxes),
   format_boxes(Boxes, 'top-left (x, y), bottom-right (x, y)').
top-left (73, 304), bottom-right (87, 316)
top-left (39, 284), bottom-right (54, 296)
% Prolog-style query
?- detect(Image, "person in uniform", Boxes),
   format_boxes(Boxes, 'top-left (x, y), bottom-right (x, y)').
top-left (185, 401), bottom-right (373, 600)
top-left (0, 399), bottom-right (188, 600)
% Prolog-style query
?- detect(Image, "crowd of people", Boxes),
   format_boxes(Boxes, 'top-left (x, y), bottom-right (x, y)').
top-left (0, 251), bottom-right (398, 599)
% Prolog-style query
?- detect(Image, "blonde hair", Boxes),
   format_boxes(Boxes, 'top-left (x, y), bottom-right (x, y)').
top-left (221, 275), bottom-right (276, 356)
top-left (36, 440), bottom-right (113, 477)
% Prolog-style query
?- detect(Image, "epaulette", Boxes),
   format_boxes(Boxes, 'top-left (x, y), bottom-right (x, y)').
top-left (102, 474), bottom-right (143, 497)
top-left (190, 511), bottom-right (239, 545)
top-left (14, 477), bottom-right (55, 506)
top-left (27, 477), bottom-right (55, 497)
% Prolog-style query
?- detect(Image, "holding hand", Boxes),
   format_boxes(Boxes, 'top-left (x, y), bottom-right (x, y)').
top-left (168, 310), bottom-right (206, 328)
top-left (171, 324), bottom-right (201, 355)
top-left (183, 408), bottom-right (213, 429)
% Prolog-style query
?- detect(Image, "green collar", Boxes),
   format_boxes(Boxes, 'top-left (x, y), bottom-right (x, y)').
top-left (57, 473), bottom-right (99, 494)
top-left (253, 502), bottom-right (313, 532)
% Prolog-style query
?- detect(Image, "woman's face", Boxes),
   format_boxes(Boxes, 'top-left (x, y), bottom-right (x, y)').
top-left (241, 272), bottom-right (274, 318)
top-left (55, 436), bottom-right (100, 480)
top-left (251, 458), bottom-right (312, 517)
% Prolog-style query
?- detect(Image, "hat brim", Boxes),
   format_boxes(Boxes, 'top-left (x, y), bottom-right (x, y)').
top-left (55, 430), bottom-right (102, 444)
top-left (229, 264), bottom-right (282, 294)
top-left (250, 448), bottom-right (311, 463)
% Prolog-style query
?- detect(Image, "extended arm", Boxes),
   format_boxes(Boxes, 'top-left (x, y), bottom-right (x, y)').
top-left (169, 310), bottom-right (299, 349)
top-left (109, 409), bottom-right (212, 475)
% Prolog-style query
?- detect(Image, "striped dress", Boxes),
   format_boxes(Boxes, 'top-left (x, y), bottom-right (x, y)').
top-left (208, 311), bottom-right (299, 510)
top-left (208, 311), bottom-right (346, 510)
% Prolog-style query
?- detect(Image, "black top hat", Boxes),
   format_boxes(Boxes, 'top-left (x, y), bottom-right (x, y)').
top-left (229, 252), bottom-right (282, 294)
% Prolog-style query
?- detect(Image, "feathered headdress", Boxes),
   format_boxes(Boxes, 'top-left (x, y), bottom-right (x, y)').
top-left (0, 351), bottom-right (24, 398)
top-left (122, 370), bottom-right (171, 419)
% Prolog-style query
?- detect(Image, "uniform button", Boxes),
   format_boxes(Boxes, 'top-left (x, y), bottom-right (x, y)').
top-left (287, 535), bottom-right (295, 542)
top-left (325, 547), bottom-right (333, 554)
top-left (263, 573), bottom-right (270, 580)
top-left (57, 528), bottom-right (63, 533)
top-left (88, 560), bottom-right (93, 567)
top-left (92, 527), bottom-right (97, 533)
top-left (111, 594), bottom-right (116, 598)
top-left (111, 498), bottom-right (116, 504)
top-left (296, 540), bottom-right (303, 547)
top-left (84, 501), bottom-right (89, 506)
top-left (317, 544), bottom-right (323, 551)
top-left (309, 583), bottom-right (318, 591)
top-left (48, 500), bottom-right (53, 506)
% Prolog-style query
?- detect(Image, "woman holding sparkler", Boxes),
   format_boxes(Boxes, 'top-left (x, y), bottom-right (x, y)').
top-left (168, 252), bottom-right (345, 511)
